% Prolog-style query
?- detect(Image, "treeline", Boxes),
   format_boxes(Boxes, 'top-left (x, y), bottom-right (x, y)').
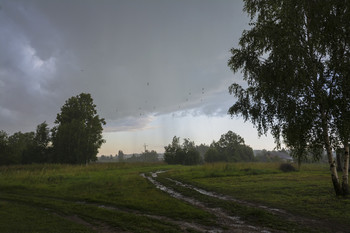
top-left (100, 150), bottom-right (160, 163)
top-left (0, 93), bottom-right (105, 165)
top-left (0, 122), bottom-right (52, 165)
top-left (164, 131), bottom-right (254, 165)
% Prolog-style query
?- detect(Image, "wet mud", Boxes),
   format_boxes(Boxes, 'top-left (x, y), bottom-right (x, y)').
top-left (141, 171), bottom-right (275, 233)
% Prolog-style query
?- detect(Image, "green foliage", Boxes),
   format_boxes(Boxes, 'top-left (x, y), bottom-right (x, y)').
top-left (205, 131), bottom-right (254, 163)
top-left (0, 131), bottom-right (13, 165)
top-left (8, 132), bottom-right (35, 164)
top-left (140, 150), bottom-right (159, 162)
top-left (228, 0), bottom-right (350, 195)
top-left (52, 93), bottom-right (106, 164)
top-left (124, 150), bottom-right (160, 163)
top-left (22, 122), bottom-right (52, 164)
top-left (195, 143), bottom-right (209, 159)
top-left (0, 93), bottom-right (105, 165)
top-left (279, 163), bottom-right (296, 172)
top-left (118, 150), bottom-right (125, 162)
top-left (204, 147), bottom-right (221, 163)
top-left (0, 122), bottom-right (52, 165)
top-left (164, 136), bottom-right (202, 165)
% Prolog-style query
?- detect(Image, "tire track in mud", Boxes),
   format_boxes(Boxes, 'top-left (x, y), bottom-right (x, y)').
top-left (162, 178), bottom-right (341, 233)
top-left (141, 171), bottom-right (275, 233)
top-left (143, 171), bottom-right (350, 233)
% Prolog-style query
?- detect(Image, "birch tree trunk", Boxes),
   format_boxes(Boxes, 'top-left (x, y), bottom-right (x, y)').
top-left (342, 143), bottom-right (349, 195)
top-left (336, 149), bottom-right (343, 172)
top-left (321, 111), bottom-right (342, 195)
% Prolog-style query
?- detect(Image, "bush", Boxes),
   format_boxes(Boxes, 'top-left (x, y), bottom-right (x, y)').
top-left (279, 163), bottom-right (296, 172)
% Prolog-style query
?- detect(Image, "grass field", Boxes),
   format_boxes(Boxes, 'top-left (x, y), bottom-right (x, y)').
top-left (0, 162), bottom-right (349, 232)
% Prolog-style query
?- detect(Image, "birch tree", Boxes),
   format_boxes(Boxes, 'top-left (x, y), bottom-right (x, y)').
top-left (228, 0), bottom-right (350, 195)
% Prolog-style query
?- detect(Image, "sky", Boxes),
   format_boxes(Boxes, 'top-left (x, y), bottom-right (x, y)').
top-left (0, 0), bottom-right (276, 155)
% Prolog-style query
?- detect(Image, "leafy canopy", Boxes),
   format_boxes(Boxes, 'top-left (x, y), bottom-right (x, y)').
top-left (52, 93), bottom-right (106, 164)
top-left (228, 0), bottom-right (350, 157)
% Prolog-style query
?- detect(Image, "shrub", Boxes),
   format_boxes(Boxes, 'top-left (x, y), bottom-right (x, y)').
top-left (279, 163), bottom-right (296, 172)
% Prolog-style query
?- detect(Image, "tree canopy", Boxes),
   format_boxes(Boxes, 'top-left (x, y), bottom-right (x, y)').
top-left (205, 131), bottom-right (254, 163)
top-left (164, 136), bottom-right (202, 165)
top-left (52, 93), bottom-right (106, 164)
top-left (0, 93), bottom-right (105, 165)
top-left (228, 0), bottom-right (350, 195)
top-left (0, 122), bottom-right (52, 165)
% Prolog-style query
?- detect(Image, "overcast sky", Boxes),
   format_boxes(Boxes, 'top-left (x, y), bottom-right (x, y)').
top-left (0, 0), bottom-right (276, 154)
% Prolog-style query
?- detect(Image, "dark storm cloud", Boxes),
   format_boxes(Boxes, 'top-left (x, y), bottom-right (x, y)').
top-left (0, 0), bottom-right (249, 133)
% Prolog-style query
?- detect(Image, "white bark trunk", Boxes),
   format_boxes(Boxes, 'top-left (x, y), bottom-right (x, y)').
top-left (342, 143), bottom-right (349, 195)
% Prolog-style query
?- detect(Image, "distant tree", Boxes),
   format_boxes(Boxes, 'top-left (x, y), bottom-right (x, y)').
top-left (52, 93), bottom-right (106, 164)
top-left (164, 136), bottom-right (202, 165)
top-left (164, 136), bottom-right (181, 164)
top-left (204, 147), bottom-right (221, 163)
top-left (0, 122), bottom-right (52, 165)
top-left (255, 150), bottom-right (269, 163)
top-left (127, 154), bottom-right (138, 163)
top-left (0, 130), bottom-right (13, 165)
top-left (140, 150), bottom-right (159, 162)
top-left (118, 150), bottom-right (125, 162)
top-left (34, 122), bottom-right (51, 149)
top-left (227, 0), bottom-right (350, 195)
top-left (8, 131), bottom-right (35, 164)
top-left (196, 143), bottom-right (210, 159)
top-left (23, 122), bottom-right (52, 164)
top-left (212, 131), bottom-right (254, 162)
top-left (182, 138), bottom-right (202, 165)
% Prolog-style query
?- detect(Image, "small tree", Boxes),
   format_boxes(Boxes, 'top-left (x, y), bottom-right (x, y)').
top-left (118, 150), bottom-right (125, 162)
top-left (164, 136), bottom-right (181, 164)
top-left (52, 93), bottom-right (106, 164)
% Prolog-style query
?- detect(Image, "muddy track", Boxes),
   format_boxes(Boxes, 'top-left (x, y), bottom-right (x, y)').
top-left (162, 178), bottom-right (350, 233)
top-left (141, 171), bottom-right (277, 233)
top-left (142, 171), bottom-right (350, 233)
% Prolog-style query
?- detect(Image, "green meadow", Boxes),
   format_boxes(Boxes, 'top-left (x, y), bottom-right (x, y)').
top-left (0, 162), bottom-right (349, 232)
